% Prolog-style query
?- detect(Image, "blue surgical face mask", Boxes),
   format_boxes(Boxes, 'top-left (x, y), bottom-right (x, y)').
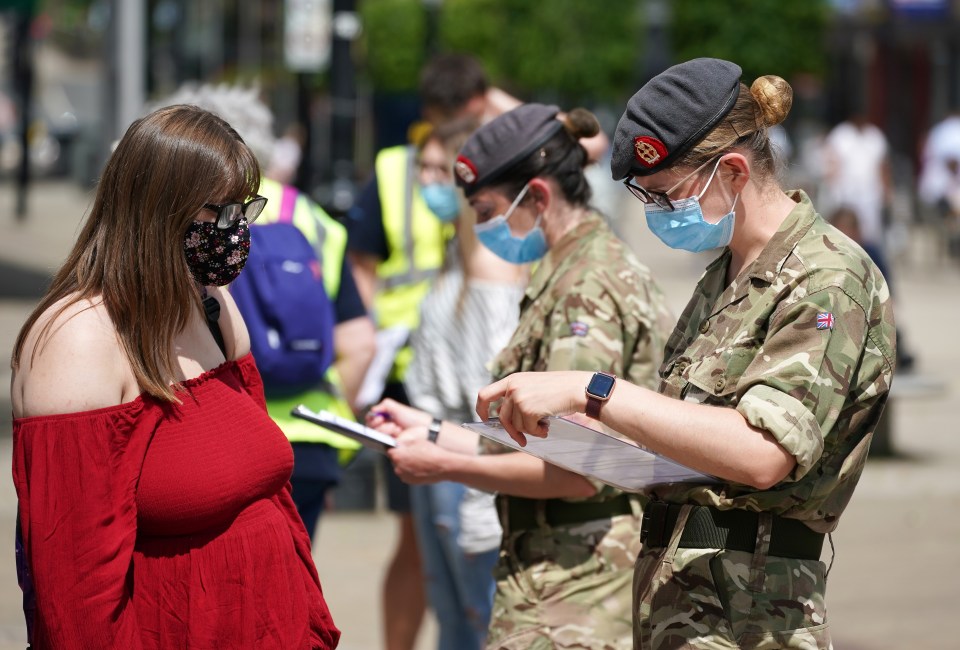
top-left (473, 183), bottom-right (547, 264)
top-left (421, 183), bottom-right (461, 223)
top-left (643, 159), bottom-right (739, 253)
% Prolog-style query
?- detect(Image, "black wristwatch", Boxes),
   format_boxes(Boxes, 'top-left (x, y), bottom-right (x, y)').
top-left (585, 372), bottom-right (617, 420)
top-left (427, 418), bottom-right (443, 443)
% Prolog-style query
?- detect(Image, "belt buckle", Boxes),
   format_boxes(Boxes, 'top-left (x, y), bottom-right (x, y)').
top-left (640, 501), bottom-right (669, 547)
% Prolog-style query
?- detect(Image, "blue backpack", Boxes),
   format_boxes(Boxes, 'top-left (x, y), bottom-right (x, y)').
top-left (230, 187), bottom-right (336, 397)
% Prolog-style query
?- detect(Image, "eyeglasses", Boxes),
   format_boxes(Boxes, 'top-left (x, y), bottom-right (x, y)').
top-left (203, 195), bottom-right (268, 229)
top-left (622, 156), bottom-right (720, 212)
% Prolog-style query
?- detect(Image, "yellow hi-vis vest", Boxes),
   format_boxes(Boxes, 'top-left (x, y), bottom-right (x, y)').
top-left (373, 145), bottom-right (450, 379)
top-left (252, 178), bottom-right (360, 464)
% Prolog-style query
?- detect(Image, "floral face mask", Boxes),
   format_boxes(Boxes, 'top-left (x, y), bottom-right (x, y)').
top-left (183, 218), bottom-right (251, 286)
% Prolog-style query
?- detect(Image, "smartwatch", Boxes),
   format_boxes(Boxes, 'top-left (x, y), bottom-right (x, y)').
top-left (585, 372), bottom-right (617, 420)
top-left (427, 418), bottom-right (443, 443)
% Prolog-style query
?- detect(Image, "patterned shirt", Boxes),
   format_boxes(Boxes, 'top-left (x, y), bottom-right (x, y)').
top-left (406, 241), bottom-right (524, 424)
top-left (488, 212), bottom-right (674, 501)
top-left (652, 191), bottom-right (896, 533)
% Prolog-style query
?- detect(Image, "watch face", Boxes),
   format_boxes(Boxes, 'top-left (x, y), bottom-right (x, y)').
top-left (587, 372), bottom-right (616, 399)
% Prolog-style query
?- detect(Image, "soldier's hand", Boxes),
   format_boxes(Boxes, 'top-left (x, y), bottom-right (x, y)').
top-left (476, 371), bottom-right (591, 446)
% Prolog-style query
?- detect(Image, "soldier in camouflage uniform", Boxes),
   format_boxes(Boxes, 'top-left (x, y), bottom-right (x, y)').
top-left (369, 104), bottom-right (672, 650)
top-left (483, 210), bottom-right (671, 650)
top-left (477, 60), bottom-right (896, 650)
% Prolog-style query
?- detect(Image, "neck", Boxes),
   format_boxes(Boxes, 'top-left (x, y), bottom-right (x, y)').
top-left (543, 203), bottom-right (589, 248)
top-left (726, 184), bottom-right (797, 282)
top-left (454, 217), bottom-right (473, 261)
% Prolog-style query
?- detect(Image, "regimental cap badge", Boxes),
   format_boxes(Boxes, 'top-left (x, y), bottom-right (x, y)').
top-left (455, 155), bottom-right (478, 184)
top-left (633, 136), bottom-right (668, 168)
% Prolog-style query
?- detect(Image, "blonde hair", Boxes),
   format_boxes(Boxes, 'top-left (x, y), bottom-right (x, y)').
top-left (674, 75), bottom-right (793, 180)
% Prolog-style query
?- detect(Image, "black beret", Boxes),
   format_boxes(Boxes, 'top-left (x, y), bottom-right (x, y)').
top-left (611, 58), bottom-right (742, 180)
top-left (455, 103), bottom-right (564, 196)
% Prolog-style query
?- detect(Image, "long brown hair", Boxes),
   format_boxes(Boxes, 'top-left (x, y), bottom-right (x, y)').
top-left (11, 104), bottom-right (261, 401)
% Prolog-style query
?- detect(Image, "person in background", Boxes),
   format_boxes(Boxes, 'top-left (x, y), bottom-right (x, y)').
top-left (828, 206), bottom-right (891, 287)
top-left (918, 109), bottom-right (960, 211)
top-left (822, 112), bottom-right (893, 252)
top-left (346, 53), bottom-right (503, 650)
top-left (403, 116), bottom-right (527, 650)
top-left (11, 104), bottom-right (339, 648)
top-left (918, 110), bottom-right (960, 259)
top-left (268, 122), bottom-right (307, 187)
top-left (349, 52), bottom-right (611, 650)
top-left (156, 84), bottom-right (376, 539)
top-left (370, 103), bottom-right (673, 650)
top-left (479, 58), bottom-right (896, 649)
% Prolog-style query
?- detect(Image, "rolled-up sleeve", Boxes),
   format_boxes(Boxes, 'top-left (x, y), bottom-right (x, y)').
top-left (735, 286), bottom-right (868, 480)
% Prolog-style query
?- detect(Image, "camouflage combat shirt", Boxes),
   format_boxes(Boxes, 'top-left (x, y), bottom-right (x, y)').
top-left (488, 211), bottom-right (673, 502)
top-left (651, 191), bottom-right (896, 533)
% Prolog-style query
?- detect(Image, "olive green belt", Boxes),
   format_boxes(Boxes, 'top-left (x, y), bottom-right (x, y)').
top-left (499, 494), bottom-right (635, 532)
top-left (640, 501), bottom-right (824, 561)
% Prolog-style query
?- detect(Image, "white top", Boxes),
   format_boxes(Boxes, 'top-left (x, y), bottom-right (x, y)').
top-left (918, 115), bottom-right (960, 206)
top-left (823, 121), bottom-right (889, 245)
top-left (405, 243), bottom-right (524, 553)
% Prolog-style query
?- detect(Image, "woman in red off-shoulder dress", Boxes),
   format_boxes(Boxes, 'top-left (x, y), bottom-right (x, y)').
top-left (10, 105), bottom-right (339, 649)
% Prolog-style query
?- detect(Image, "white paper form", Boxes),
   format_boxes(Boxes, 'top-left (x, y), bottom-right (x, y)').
top-left (462, 417), bottom-right (718, 492)
top-left (355, 325), bottom-right (410, 409)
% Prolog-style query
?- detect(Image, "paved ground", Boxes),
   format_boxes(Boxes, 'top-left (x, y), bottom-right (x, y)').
top-left (1, 179), bottom-right (958, 649)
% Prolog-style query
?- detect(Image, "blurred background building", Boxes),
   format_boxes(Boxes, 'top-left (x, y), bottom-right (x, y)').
top-left (2, 0), bottom-right (960, 228)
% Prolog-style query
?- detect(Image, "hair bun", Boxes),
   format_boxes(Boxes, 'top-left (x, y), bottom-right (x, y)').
top-left (750, 75), bottom-right (792, 127)
top-left (562, 108), bottom-right (600, 140)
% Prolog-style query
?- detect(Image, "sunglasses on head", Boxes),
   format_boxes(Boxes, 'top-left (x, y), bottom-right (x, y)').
top-left (203, 195), bottom-right (268, 229)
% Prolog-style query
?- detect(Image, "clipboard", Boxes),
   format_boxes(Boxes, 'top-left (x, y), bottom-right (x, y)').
top-left (462, 417), bottom-right (718, 492)
top-left (291, 405), bottom-right (397, 453)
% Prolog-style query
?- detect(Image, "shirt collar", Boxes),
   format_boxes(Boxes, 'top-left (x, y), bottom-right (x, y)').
top-left (743, 190), bottom-right (817, 283)
top-left (698, 190), bottom-right (817, 320)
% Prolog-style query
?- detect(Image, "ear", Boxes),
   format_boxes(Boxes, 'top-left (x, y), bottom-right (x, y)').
top-left (719, 153), bottom-right (750, 194)
top-left (526, 178), bottom-right (552, 214)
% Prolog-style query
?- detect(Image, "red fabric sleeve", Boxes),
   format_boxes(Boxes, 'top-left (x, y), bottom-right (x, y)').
top-left (12, 402), bottom-right (156, 649)
top-left (234, 353), bottom-right (268, 411)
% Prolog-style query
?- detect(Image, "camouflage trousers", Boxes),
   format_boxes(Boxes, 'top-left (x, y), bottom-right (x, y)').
top-left (633, 506), bottom-right (831, 649)
top-left (485, 513), bottom-right (641, 650)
